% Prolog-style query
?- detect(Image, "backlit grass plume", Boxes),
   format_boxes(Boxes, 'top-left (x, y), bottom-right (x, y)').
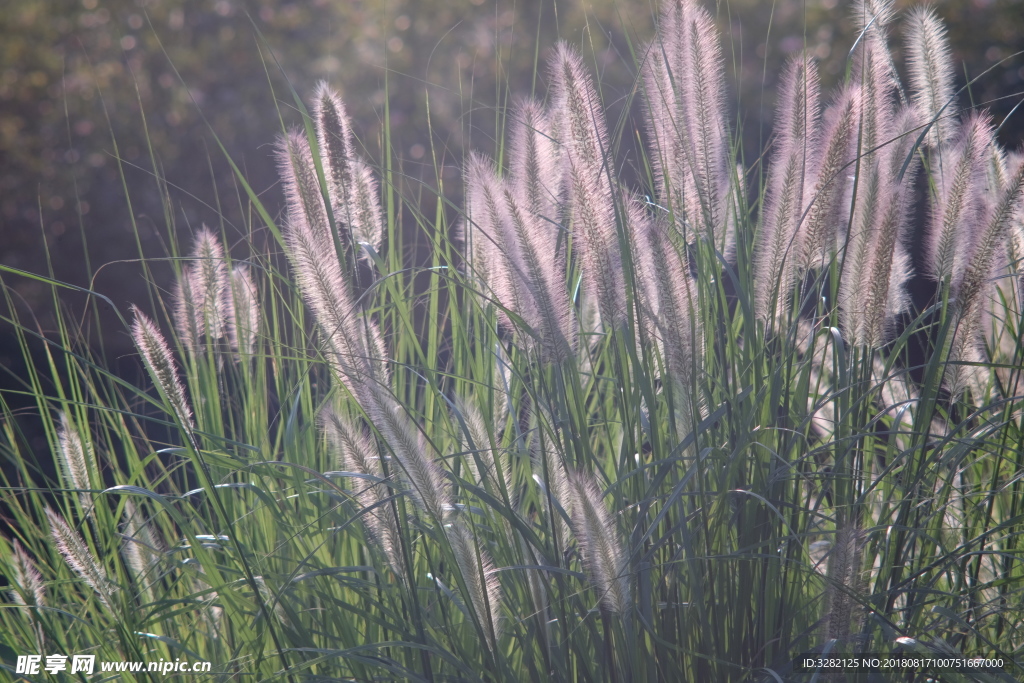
top-left (277, 130), bottom-right (384, 387)
top-left (631, 199), bottom-right (702, 432)
top-left (754, 53), bottom-right (820, 323)
top-left (926, 115), bottom-right (994, 288)
top-left (644, 0), bottom-right (736, 254)
top-left (446, 521), bottom-right (503, 651)
top-left (7, 540), bottom-right (47, 612)
top-left (454, 393), bottom-right (512, 494)
top-left (120, 500), bottom-right (163, 602)
top-left (837, 0), bottom-right (918, 346)
top-left (7, 540), bottom-right (46, 649)
top-left (849, 106), bottom-right (919, 347)
top-left (821, 523), bottom-right (865, 644)
top-left (464, 151), bottom-right (575, 362)
top-left (314, 82), bottom-right (384, 258)
top-left (905, 6), bottom-right (957, 148)
top-left (321, 406), bottom-right (404, 574)
top-left (465, 153), bottom-right (541, 338)
top-left (945, 154), bottom-right (1024, 396)
top-left (568, 469), bottom-right (629, 614)
top-left (530, 403), bottom-right (572, 550)
top-left (46, 507), bottom-right (115, 609)
top-left (56, 411), bottom-right (95, 515)
top-left (131, 306), bottom-right (195, 432)
top-left (173, 227), bottom-right (228, 352)
top-left (798, 85), bottom-right (858, 271)
top-left (362, 386), bottom-right (452, 523)
top-left (508, 99), bottom-right (562, 233)
top-left (552, 42), bottom-right (626, 328)
top-left (227, 264), bottom-right (260, 358)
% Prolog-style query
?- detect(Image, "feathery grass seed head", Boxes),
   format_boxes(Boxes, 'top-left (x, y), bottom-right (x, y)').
top-left (551, 42), bottom-right (626, 328)
top-left (46, 507), bottom-right (114, 608)
top-left (905, 6), bottom-right (957, 148)
top-left (568, 470), bottom-right (630, 614)
top-left (131, 307), bottom-right (195, 431)
top-left (8, 540), bottom-right (46, 609)
top-left (227, 265), bottom-right (260, 358)
top-left (447, 521), bottom-right (502, 650)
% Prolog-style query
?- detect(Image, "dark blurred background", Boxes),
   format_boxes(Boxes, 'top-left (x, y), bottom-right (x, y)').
top-left (1, 0), bottom-right (1022, 448)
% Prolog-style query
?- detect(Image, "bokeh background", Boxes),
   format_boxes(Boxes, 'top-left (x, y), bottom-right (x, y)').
top-left (2, 0), bottom-right (1022, 453)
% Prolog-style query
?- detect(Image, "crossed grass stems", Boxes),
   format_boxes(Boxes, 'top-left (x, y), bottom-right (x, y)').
top-left (3, 0), bottom-right (1024, 680)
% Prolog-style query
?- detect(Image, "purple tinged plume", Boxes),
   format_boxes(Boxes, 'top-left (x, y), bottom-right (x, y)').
top-left (551, 42), bottom-right (626, 328)
top-left (754, 54), bottom-right (821, 323)
top-left (643, 0), bottom-right (735, 254)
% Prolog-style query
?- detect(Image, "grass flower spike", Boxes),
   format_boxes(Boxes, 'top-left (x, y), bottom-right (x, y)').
top-left (7, 540), bottom-right (46, 611)
top-left (644, 0), bottom-right (736, 254)
top-left (568, 470), bottom-right (629, 614)
top-left (754, 54), bottom-right (820, 323)
top-left (905, 6), bottom-right (957, 148)
top-left (227, 265), bottom-right (260, 358)
top-left (552, 42), bottom-right (626, 328)
top-left (46, 507), bottom-right (115, 608)
top-left (131, 306), bottom-right (195, 431)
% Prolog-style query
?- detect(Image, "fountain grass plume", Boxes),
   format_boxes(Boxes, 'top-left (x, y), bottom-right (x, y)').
top-left (464, 153), bottom-right (541, 336)
top-left (463, 151), bottom-right (507, 302)
top-left (839, 11), bottom-right (920, 346)
top-left (194, 228), bottom-right (228, 340)
top-left (313, 82), bottom-right (356, 256)
top-left (502, 185), bottom-right (577, 363)
top-left (349, 159), bottom-right (386, 255)
top-left (905, 6), bottom-right (957, 149)
top-left (277, 130), bottom-right (377, 385)
top-left (8, 540), bottom-right (46, 611)
top-left (314, 82), bottom-right (384, 256)
top-left (57, 411), bottom-right (94, 511)
top-left (171, 227), bottom-right (228, 353)
top-left (507, 99), bottom-right (578, 361)
top-left (800, 87), bottom-right (858, 271)
top-left (926, 114), bottom-right (994, 288)
top-left (530, 403), bottom-right (571, 550)
top-left (644, 0), bottom-right (734, 253)
top-left (446, 521), bottom-right (503, 651)
top-left (362, 385), bottom-right (452, 523)
top-left (131, 306), bottom-right (195, 432)
top-left (454, 393), bottom-right (512, 493)
top-left (754, 54), bottom-right (820, 323)
top-left (630, 196), bottom-right (702, 433)
top-left (227, 265), bottom-right (260, 358)
top-left (46, 507), bottom-right (115, 608)
top-left (679, 0), bottom-right (731, 244)
top-left (568, 469), bottom-right (629, 614)
top-left (852, 106), bottom-right (920, 347)
top-left (321, 405), bottom-right (380, 477)
top-left (509, 98), bottom-right (562, 233)
top-left (321, 406), bottom-right (404, 575)
top-left (551, 42), bottom-right (626, 328)
top-left (464, 147), bottom-right (576, 362)
top-left (946, 155), bottom-right (1024, 397)
top-left (173, 263), bottom-right (202, 352)
top-left (821, 523), bottom-right (865, 644)
top-left (120, 499), bottom-right (163, 603)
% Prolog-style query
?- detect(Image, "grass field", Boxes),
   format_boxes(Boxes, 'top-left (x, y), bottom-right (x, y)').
top-left (2, 0), bottom-right (1023, 680)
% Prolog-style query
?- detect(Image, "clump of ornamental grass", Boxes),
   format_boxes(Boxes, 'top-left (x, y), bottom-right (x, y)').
top-left (2, 1), bottom-right (1023, 681)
